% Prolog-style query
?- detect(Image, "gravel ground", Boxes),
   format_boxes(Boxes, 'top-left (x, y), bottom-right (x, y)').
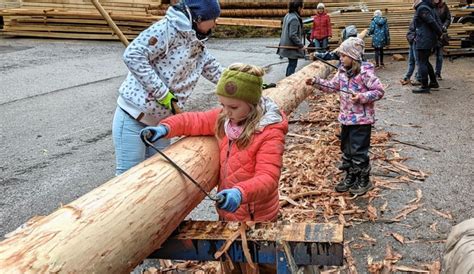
top-left (0, 35), bottom-right (472, 272)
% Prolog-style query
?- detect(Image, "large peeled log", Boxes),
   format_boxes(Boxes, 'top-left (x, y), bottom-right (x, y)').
top-left (0, 62), bottom-right (332, 273)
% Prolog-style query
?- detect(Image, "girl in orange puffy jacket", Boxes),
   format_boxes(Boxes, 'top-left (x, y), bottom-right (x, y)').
top-left (140, 63), bottom-right (288, 222)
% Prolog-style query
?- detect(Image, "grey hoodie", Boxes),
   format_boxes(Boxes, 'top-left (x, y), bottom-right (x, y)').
top-left (117, 6), bottom-right (224, 125)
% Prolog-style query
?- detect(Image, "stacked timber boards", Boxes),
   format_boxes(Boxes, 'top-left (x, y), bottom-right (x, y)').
top-left (0, 0), bottom-right (472, 53)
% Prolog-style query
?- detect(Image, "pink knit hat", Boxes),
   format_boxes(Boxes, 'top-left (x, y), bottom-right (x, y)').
top-left (336, 37), bottom-right (365, 62)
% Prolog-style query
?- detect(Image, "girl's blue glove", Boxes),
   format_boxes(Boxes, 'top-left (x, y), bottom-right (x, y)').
top-left (140, 125), bottom-right (168, 144)
top-left (216, 188), bottom-right (242, 213)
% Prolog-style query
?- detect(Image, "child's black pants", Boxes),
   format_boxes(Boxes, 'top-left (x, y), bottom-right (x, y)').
top-left (374, 47), bottom-right (384, 65)
top-left (340, 124), bottom-right (371, 169)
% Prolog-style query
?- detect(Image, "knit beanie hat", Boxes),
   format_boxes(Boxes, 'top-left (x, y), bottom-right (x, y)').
top-left (317, 3), bottom-right (325, 9)
top-left (336, 37), bottom-right (365, 62)
top-left (342, 25), bottom-right (358, 40)
top-left (216, 69), bottom-right (263, 105)
top-left (184, 0), bottom-right (221, 22)
top-left (374, 10), bottom-right (382, 17)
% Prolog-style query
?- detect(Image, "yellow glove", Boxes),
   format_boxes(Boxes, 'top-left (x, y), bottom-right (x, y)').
top-left (157, 91), bottom-right (178, 114)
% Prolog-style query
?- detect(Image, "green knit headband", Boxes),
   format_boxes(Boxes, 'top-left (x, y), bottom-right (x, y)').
top-left (216, 69), bottom-right (263, 105)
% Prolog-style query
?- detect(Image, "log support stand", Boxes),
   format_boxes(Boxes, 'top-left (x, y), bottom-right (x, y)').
top-left (150, 221), bottom-right (344, 273)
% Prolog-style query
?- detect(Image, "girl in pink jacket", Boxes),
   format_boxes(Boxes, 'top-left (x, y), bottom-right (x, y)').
top-left (306, 37), bottom-right (384, 196)
top-left (140, 63), bottom-right (288, 221)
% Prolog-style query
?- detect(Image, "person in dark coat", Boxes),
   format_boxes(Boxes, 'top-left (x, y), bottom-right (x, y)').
top-left (368, 10), bottom-right (390, 68)
top-left (277, 0), bottom-right (305, 76)
top-left (434, 0), bottom-right (451, 80)
top-left (412, 0), bottom-right (443, 93)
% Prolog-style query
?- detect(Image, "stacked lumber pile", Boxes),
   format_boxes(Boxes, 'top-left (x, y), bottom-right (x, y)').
top-left (0, 0), bottom-right (158, 39)
top-left (0, 0), bottom-right (473, 54)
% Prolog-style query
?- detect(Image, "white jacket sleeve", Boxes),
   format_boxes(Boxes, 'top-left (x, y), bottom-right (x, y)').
top-left (200, 48), bottom-right (224, 84)
top-left (122, 22), bottom-right (175, 101)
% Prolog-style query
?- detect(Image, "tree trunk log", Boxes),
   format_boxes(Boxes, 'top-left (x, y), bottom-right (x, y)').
top-left (0, 62), bottom-right (333, 273)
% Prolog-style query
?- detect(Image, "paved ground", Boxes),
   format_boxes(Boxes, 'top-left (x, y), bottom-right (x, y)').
top-left (355, 56), bottom-right (474, 268)
top-left (0, 35), bottom-right (472, 271)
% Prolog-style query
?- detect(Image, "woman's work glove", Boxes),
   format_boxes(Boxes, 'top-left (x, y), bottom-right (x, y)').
top-left (157, 91), bottom-right (178, 114)
top-left (216, 188), bottom-right (242, 213)
top-left (139, 125), bottom-right (168, 144)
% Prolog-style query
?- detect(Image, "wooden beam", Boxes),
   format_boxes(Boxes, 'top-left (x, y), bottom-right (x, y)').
top-left (91, 0), bottom-right (129, 46)
top-left (0, 62), bottom-right (333, 273)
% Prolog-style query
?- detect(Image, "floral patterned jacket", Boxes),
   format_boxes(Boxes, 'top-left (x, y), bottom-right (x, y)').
top-left (313, 62), bottom-right (384, 125)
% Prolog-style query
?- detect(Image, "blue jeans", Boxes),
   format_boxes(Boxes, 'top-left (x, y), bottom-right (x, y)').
top-left (112, 106), bottom-right (170, 175)
top-left (314, 38), bottom-right (328, 53)
top-left (405, 44), bottom-right (418, 80)
top-left (434, 46), bottom-right (443, 75)
top-left (286, 58), bottom-right (298, 76)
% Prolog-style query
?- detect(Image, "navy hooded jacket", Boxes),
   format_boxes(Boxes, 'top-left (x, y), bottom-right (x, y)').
top-left (413, 0), bottom-right (443, 49)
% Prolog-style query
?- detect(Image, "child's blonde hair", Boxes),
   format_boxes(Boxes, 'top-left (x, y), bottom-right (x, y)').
top-left (215, 63), bottom-right (265, 149)
top-left (349, 59), bottom-right (361, 75)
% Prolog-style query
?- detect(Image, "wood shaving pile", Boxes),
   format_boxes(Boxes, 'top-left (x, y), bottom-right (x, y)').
top-left (279, 93), bottom-right (428, 224)
top-left (278, 93), bottom-right (442, 273)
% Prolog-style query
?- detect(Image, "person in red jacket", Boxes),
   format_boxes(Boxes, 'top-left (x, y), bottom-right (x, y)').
top-left (310, 3), bottom-right (332, 53)
top-left (140, 63), bottom-right (288, 222)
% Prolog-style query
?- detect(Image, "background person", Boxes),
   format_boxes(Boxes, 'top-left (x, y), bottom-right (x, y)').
top-left (434, 0), bottom-right (451, 80)
top-left (277, 0), bottom-right (305, 76)
top-left (310, 3), bottom-right (332, 53)
top-left (400, 17), bottom-right (422, 85)
top-left (368, 10), bottom-right (390, 68)
top-left (412, 0), bottom-right (443, 93)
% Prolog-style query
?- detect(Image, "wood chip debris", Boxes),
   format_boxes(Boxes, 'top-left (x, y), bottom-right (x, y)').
top-left (367, 245), bottom-right (440, 274)
top-left (145, 90), bottom-right (443, 273)
top-left (431, 209), bottom-right (453, 220)
top-left (390, 232), bottom-right (405, 245)
top-left (277, 93), bottom-right (439, 273)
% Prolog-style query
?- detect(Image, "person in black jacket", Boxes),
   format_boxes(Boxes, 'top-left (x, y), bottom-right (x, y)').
top-left (434, 0), bottom-right (451, 80)
top-left (412, 0), bottom-right (444, 94)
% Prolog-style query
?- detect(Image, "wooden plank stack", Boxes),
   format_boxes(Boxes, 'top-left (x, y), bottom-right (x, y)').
top-left (0, 0), bottom-right (472, 54)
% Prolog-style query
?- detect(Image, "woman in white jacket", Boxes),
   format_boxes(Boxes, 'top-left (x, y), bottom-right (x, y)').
top-left (112, 0), bottom-right (224, 175)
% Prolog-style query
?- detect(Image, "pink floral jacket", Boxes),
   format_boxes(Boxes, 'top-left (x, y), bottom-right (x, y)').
top-left (314, 62), bottom-right (384, 125)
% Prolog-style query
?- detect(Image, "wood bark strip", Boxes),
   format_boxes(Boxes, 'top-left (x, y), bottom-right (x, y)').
top-left (0, 62), bottom-right (333, 273)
